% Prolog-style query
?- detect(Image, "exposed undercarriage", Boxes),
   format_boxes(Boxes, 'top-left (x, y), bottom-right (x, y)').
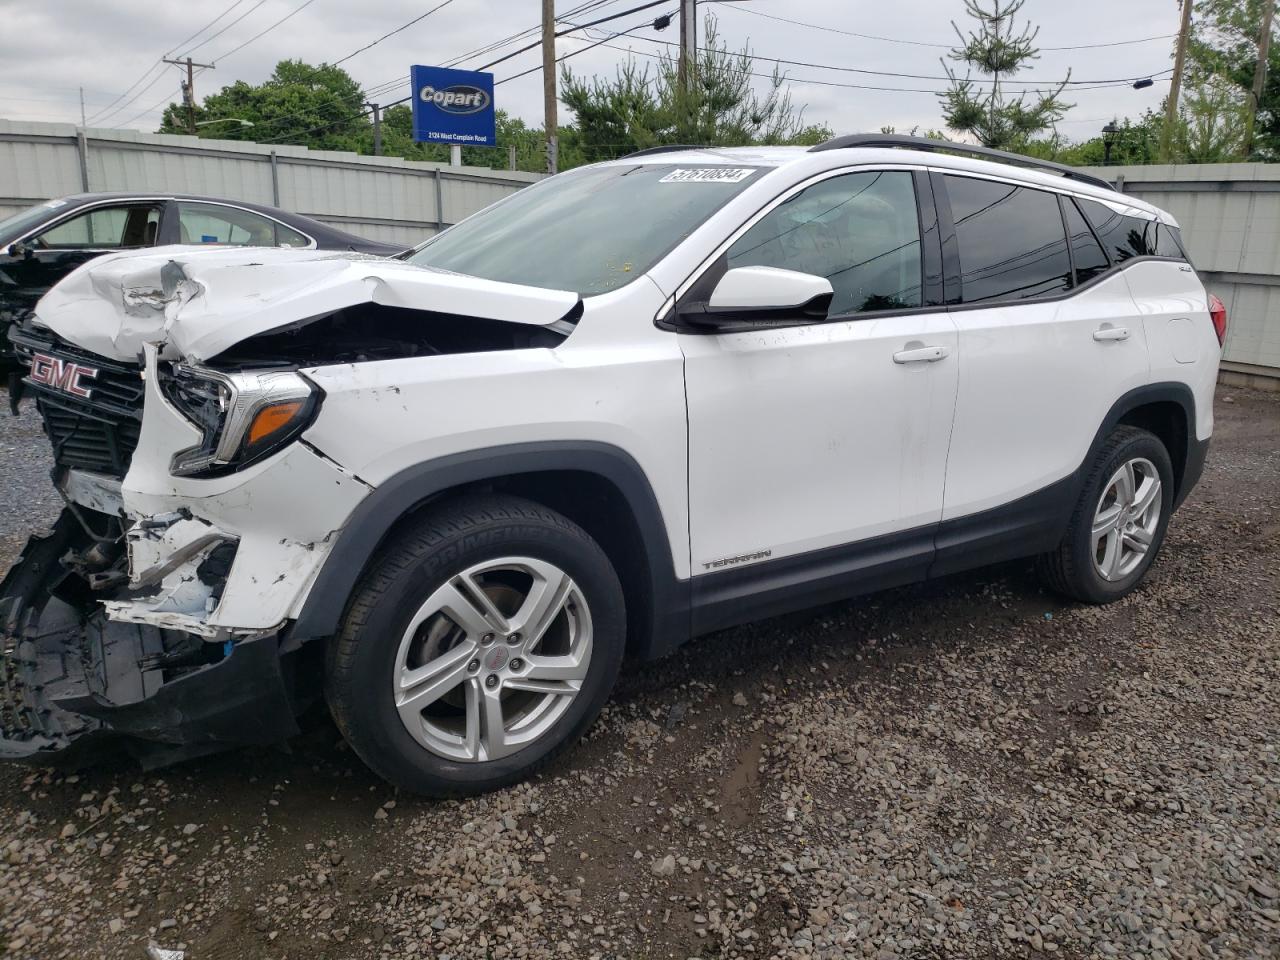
top-left (0, 510), bottom-right (300, 765)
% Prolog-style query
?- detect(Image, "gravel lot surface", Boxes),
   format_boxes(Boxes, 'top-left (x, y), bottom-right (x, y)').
top-left (1, 389), bottom-right (1278, 960)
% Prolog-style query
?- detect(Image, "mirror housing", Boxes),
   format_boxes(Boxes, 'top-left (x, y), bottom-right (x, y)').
top-left (6, 242), bottom-right (29, 259)
top-left (679, 266), bottom-right (833, 331)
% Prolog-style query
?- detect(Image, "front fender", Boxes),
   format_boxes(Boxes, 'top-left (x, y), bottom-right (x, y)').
top-left (285, 441), bottom-right (689, 658)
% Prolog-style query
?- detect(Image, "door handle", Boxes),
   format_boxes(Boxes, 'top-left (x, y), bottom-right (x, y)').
top-left (1093, 325), bottom-right (1130, 342)
top-left (893, 344), bottom-right (949, 364)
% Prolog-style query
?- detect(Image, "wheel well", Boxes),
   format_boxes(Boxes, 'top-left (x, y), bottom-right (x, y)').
top-left (1117, 400), bottom-right (1189, 497)
top-left (420, 471), bottom-right (657, 660)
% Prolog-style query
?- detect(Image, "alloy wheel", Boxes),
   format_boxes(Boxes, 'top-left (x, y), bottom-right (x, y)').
top-left (1092, 457), bottom-right (1162, 582)
top-left (391, 556), bottom-right (592, 762)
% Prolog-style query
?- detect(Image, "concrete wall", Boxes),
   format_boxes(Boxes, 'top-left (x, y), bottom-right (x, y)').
top-left (0, 120), bottom-right (541, 248)
top-left (1081, 163), bottom-right (1280, 378)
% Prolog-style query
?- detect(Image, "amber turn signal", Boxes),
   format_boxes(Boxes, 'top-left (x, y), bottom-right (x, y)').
top-left (247, 400), bottom-right (305, 446)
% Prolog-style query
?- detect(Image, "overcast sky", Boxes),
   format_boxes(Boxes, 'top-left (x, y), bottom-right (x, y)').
top-left (0, 0), bottom-right (1181, 147)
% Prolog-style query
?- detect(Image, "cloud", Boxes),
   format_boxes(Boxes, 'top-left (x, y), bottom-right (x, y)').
top-left (0, 0), bottom-right (1178, 146)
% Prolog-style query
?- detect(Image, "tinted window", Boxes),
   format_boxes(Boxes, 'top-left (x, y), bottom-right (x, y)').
top-left (945, 176), bottom-right (1072, 302)
top-left (727, 171), bottom-right (922, 315)
top-left (1063, 197), bottom-right (1110, 285)
top-left (35, 204), bottom-right (160, 249)
top-left (1077, 197), bottom-right (1158, 262)
top-left (409, 163), bottom-right (764, 295)
top-left (1154, 222), bottom-right (1186, 260)
top-left (177, 202), bottom-right (287, 247)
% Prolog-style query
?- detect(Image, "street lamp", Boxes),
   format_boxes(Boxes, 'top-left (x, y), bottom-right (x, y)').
top-left (1102, 121), bottom-right (1119, 164)
top-left (195, 118), bottom-right (254, 128)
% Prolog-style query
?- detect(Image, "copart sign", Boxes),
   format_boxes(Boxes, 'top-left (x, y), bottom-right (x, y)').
top-left (411, 65), bottom-right (496, 147)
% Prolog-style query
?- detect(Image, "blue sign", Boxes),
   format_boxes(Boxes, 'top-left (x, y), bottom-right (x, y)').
top-left (410, 65), bottom-right (496, 146)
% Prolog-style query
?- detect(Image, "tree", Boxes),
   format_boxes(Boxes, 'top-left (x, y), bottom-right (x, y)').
top-left (559, 16), bottom-right (829, 166)
top-left (939, 0), bottom-right (1071, 150)
top-left (159, 60), bottom-right (369, 151)
top-left (361, 107), bottom-right (546, 171)
top-left (1188, 0), bottom-right (1279, 160)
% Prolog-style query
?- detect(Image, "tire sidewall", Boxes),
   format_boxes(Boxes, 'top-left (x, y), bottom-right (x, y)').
top-left (1071, 432), bottom-right (1175, 602)
top-left (339, 516), bottom-right (625, 795)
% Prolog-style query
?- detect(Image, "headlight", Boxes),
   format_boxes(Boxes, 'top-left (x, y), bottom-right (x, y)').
top-left (161, 363), bottom-right (321, 477)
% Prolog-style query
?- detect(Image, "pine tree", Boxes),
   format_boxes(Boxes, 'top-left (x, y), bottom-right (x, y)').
top-left (939, 0), bottom-right (1071, 150)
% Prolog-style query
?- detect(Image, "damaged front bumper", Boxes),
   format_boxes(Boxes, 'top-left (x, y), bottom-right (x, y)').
top-left (0, 513), bottom-right (301, 765)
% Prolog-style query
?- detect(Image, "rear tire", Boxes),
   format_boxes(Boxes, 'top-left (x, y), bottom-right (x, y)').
top-left (325, 494), bottom-right (625, 796)
top-left (1039, 425), bottom-right (1175, 604)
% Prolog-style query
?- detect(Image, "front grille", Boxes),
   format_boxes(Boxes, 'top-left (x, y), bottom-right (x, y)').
top-left (12, 330), bottom-right (145, 478)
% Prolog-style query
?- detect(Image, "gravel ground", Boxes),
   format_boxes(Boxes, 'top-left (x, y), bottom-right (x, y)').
top-left (1, 388), bottom-right (1278, 960)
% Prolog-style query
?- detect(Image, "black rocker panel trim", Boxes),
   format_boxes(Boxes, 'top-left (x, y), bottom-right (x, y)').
top-left (287, 441), bottom-right (688, 659)
top-left (691, 524), bottom-right (935, 637)
top-left (688, 382), bottom-right (1202, 638)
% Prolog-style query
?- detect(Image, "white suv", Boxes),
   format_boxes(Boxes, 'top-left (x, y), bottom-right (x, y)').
top-left (2, 136), bottom-right (1222, 794)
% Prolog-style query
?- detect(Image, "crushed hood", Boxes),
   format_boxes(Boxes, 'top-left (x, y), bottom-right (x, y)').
top-left (32, 245), bottom-right (580, 362)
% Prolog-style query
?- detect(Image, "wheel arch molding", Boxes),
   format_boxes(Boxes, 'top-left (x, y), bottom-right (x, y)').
top-left (1100, 381), bottom-right (1203, 510)
top-left (285, 441), bottom-right (689, 659)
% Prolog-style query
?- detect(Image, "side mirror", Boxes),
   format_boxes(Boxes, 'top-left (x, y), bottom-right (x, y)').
top-left (6, 242), bottom-right (29, 259)
top-left (680, 266), bottom-right (833, 331)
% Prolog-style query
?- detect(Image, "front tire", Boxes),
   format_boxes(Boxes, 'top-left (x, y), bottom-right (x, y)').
top-left (325, 494), bottom-right (625, 796)
top-left (1039, 425), bottom-right (1175, 604)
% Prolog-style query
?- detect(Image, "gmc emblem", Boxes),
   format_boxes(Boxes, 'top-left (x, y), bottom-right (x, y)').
top-left (27, 352), bottom-right (99, 399)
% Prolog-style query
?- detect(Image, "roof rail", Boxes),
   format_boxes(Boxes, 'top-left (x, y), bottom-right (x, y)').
top-left (808, 134), bottom-right (1115, 193)
top-left (619, 144), bottom-right (706, 159)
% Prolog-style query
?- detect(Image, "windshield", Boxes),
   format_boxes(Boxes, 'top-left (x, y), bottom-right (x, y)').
top-left (0, 199), bottom-right (73, 243)
top-left (407, 163), bottom-right (765, 295)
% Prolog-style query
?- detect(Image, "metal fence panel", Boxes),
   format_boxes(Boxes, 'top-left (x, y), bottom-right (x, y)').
top-left (0, 119), bottom-right (539, 246)
top-left (1082, 163), bottom-right (1280, 376)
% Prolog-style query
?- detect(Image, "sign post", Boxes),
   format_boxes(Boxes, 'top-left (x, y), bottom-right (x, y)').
top-left (410, 65), bottom-right (496, 152)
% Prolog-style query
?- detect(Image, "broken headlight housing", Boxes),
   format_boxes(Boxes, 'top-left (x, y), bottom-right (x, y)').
top-left (161, 364), bottom-right (321, 477)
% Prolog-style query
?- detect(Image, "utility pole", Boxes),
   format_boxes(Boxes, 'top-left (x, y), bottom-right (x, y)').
top-left (1161, 0), bottom-right (1194, 162)
top-left (678, 0), bottom-right (697, 95)
top-left (163, 56), bottom-right (215, 134)
top-left (366, 102), bottom-right (382, 155)
top-left (542, 0), bottom-right (558, 174)
top-left (79, 86), bottom-right (86, 128)
top-left (1245, 0), bottom-right (1275, 158)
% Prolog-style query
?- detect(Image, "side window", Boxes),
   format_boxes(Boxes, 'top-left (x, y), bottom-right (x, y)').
top-left (35, 204), bottom-right (161, 249)
top-left (177, 202), bottom-right (285, 246)
top-left (1063, 197), bottom-right (1110, 285)
top-left (1153, 222), bottom-right (1187, 260)
top-left (1077, 198), bottom-right (1157, 262)
top-left (727, 170), bottom-right (922, 315)
top-left (943, 175), bottom-right (1072, 303)
top-left (275, 221), bottom-right (310, 248)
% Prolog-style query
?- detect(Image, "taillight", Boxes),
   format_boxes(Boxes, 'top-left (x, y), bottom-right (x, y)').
top-left (1208, 293), bottom-right (1227, 347)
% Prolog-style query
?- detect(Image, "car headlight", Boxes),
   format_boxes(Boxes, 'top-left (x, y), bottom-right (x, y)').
top-left (161, 363), bottom-right (321, 477)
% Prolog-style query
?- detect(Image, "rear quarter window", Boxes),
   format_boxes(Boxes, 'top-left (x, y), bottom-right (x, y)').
top-left (1077, 197), bottom-right (1178, 262)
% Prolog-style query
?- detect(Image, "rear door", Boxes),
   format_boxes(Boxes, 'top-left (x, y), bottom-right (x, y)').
top-left (935, 173), bottom-right (1149, 539)
top-left (680, 167), bottom-right (958, 625)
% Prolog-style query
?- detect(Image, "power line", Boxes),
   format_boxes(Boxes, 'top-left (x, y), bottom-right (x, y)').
top-left (584, 28), bottom-right (1172, 86)
top-left (88, 1), bottom-right (260, 125)
top-left (257, 0), bottom-right (675, 145)
top-left (333, 0), bottom-right (459, 66)
top-left (176, 0), bottom-right (272, 58)
top-left (164, 0), bottom-right (249, 57)
top-left (719, 5), bottom-right (1177, 52)
top-left (563, 32), bottom-right (1171, 97)
top-left (212, 0), bottom-right (320, 63)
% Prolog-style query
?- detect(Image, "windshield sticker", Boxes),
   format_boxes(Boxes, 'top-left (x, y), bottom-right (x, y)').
top-left (659, 168), bottom-right (756, 184)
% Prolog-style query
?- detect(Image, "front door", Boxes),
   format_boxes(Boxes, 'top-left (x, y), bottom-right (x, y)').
top-left (3, 202), bottom-right (164, 319)
top-left (679, 168), bottom-right (958, 627)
